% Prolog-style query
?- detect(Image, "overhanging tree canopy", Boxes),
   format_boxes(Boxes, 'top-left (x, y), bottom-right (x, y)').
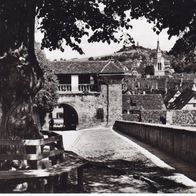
top-left (36, 0), bottom-right (196, 54)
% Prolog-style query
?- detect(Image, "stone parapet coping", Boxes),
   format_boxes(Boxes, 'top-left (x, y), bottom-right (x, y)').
top-left (115, 120), bottom-right (196, 133)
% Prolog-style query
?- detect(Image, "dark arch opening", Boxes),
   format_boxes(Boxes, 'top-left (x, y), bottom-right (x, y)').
top-left (60, 104), bottom-right (79, 130)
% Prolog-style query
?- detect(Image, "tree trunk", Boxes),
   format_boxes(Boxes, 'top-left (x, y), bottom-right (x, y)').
top-left (0, 0), bottom-right (43, 140)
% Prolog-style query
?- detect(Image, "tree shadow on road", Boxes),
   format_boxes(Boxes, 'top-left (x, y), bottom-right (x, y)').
top-left (81, 159), bottom-right (193, 193)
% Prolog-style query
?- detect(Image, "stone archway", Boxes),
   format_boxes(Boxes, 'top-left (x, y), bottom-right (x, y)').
top-left (60, 104), bottom-right (79, 130)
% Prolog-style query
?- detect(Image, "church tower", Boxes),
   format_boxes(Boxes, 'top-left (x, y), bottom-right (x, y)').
top-left (154, 40), bottom-right (165, 76)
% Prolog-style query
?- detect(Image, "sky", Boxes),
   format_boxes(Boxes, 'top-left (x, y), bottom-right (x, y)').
top-left (35, 18), bottom-right (178, 61)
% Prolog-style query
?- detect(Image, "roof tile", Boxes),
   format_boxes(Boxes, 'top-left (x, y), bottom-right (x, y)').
top-left (51, 61), bottom-right (124, 74)
top-left (168, 89), bottom-right (196, 110)
top-left (123, 94), bottom-right (166, 110)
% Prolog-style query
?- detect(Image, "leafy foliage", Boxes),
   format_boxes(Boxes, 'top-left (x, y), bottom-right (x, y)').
top-left (170, 52), bottom-right (196, 73)
top-left (37, 0), bottom-right (133, 54)
top-left (34, 43), bottom-right (58, 126)
top-left (170, 34), bottom-right (196, 73)
top-left (35, 0), bottom-right (196, 55)
top-left (145, 65), bottom-right (154, 76)
top-left (88, 57), bottom-right (94, 61)
top-left (1, 0), bottom-right (196, 55)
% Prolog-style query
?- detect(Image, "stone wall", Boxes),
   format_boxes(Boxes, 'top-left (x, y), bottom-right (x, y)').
top-left (122, 114), bottom-right (140, 121)
top-left (56, 92), bottom-right (107, 129)
top-left (45, 81), bottom-right (123, 129)
top-left (108, 83), bottom-right (122, 124)
top-left (141, 110), bottom-right (166, 124)
top-left (167, 110), bottom-right (196, 127)
top-left (122, 110), bottom-right (166, 124)
top-left (113, 120), bottom-right (196, 166)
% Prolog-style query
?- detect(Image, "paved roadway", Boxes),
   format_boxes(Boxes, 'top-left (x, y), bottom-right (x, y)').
top-left (56, 126), bottom-right (196, 193)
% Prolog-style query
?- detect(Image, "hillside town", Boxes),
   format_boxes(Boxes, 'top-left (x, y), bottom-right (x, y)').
top-left (45, 40), bottom-right (196, 131)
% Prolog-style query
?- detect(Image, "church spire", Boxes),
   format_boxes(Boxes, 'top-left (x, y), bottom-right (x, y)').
top-left (156, 37), bottom-right (161, 53)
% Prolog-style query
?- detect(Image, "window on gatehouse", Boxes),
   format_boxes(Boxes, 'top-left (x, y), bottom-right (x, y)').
top-left (79, 74), bottom-right (90, 84)
top-left (96, 108), bottom-right (104, 121)
top-left (57, 74), bottom-right (71, 84)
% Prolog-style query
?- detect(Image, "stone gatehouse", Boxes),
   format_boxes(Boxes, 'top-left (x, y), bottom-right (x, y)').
top-left (44, 61), bottom-right (124, 130)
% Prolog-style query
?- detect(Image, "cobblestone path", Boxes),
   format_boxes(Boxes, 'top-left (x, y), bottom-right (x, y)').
top-left (58, 126), bottom-right (196, 193)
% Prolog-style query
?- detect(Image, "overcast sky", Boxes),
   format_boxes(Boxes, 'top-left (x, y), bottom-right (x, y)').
top-left (35, 18), bottom-right (178, 61)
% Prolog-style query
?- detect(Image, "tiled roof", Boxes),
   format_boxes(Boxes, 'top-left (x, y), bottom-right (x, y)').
top-left (123, 94), bottom-right (166, 110)
top-left (164, 90), bottom-right (178, 105)
top-left (50, 61), bottom-right (124, 74)
top-left (100, 61), bottom-right (123, 74)
top-left (167, 89), bottom-right (196, 110)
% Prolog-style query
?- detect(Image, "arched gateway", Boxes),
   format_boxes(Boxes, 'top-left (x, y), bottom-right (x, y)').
top-left (50, 104), bottom-right (78, 130)
top-left (60, 104), bottom-right (78, 130)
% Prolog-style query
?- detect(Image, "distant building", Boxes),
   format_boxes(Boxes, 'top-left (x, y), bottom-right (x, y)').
top-left (164, 78), bottom-right (195, 108)
top-left (154, 40), bottom-right (172, 76)
top-left (44, 60), bottom-right (124, 130)
top-left (123, 76), bottom-right (167, 96)
top-left (166, 86), bottom-right (196, 127)
top-left (167, 88), bottom-right (196, 110)
top-left (166, 90), bottom-right (181, 107)
top-left (122, 94), bottom-right (166, 124)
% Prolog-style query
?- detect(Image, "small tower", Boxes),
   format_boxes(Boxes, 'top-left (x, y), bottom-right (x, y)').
top-left (154, 39), bottom-right (165, 76)
top-left (156, 39), bottom-right (162, 60)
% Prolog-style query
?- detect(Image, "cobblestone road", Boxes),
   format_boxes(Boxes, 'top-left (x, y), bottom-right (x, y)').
top-left (57, 126), bottom-right (196, 193)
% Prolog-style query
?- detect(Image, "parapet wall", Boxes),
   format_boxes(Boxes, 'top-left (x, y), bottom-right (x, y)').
top-left (113, 120), bottom-right (196, 166)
